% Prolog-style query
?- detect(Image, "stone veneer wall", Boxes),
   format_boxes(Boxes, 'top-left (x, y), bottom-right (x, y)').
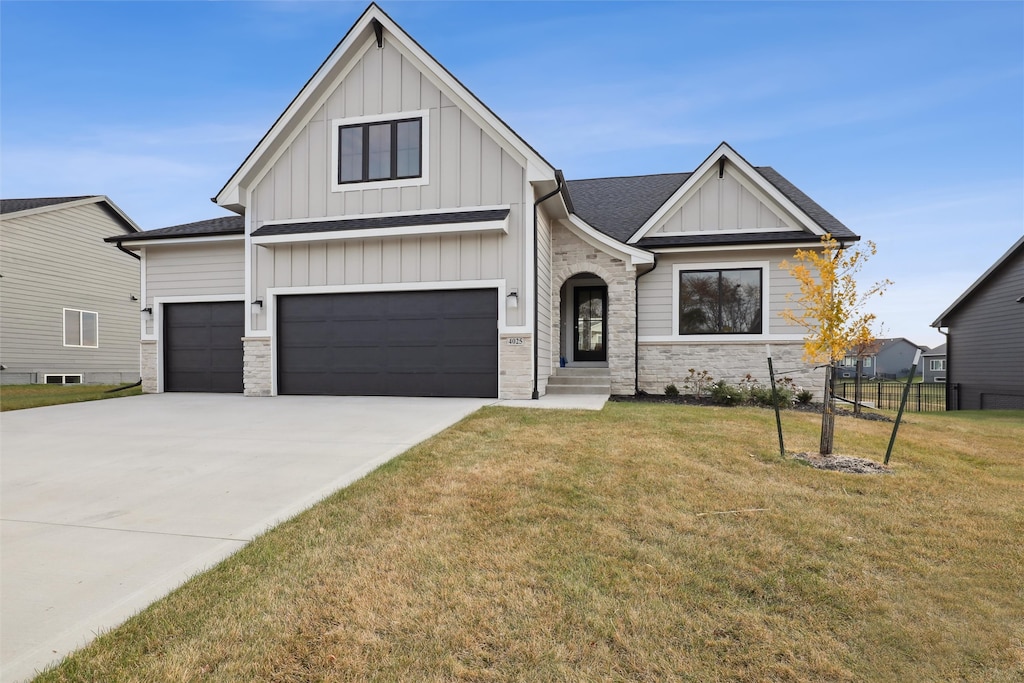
top-left (140, 340), bottom-right (158, 393)
top-left (243, 337), bottom-right (272, 397)
top-left (638, 341), bottom-right (824, 399)
top-left (551, 225), bottom-right (637, 395)
top-left (500, 333), bottom-right (534, 399)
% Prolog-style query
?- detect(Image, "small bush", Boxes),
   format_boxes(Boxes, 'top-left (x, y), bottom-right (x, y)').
top-left (750, 385), bottom-right (793, 408)
top-left (795, 389), bottom-right (814, 405)
top-left (710, 380), bottom-right (745, 406)
top-left (664, 384), bottom-right (679, 397)
top-left (682, 368), bottom-right (715, 397)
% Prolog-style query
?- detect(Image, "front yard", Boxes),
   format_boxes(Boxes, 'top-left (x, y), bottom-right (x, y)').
top-left (38, 404), bottom-right (1023, 682)
top-left (0, 383), bottom-right (142, 411)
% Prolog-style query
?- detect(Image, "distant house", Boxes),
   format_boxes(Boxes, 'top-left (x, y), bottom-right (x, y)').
top-left (839, 337), bottom-right (924, 380)
top-left (0, 196), bottom-right (141, 385)
top-left (932, 236), bottom-right (1024, 410)
top-left (922, 343), bottom-right (947, 383)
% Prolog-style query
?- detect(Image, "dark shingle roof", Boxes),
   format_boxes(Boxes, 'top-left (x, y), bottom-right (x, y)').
top-left (252, 208), bottom-right (509, 238)
top-left (106, 215), bottom-right (244, 243)
top-left (565, 166), bottom-right (859, 246)
top-left (0, 196), bottom-right (96, 214)
top-left (566, 173), bottom-right (690, 243)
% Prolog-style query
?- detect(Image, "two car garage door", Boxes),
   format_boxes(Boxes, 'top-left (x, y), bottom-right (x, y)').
top-left (163, 290), bottom-right (498, 398)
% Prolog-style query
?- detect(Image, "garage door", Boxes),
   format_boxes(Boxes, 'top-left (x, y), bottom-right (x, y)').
top-left (278, 289), bottom-right (497, 398)
top-left (163, 302), bottom-right (244, 392)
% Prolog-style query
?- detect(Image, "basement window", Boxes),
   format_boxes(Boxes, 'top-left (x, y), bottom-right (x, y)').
top-left (44, 374), bottom-right (83, 384)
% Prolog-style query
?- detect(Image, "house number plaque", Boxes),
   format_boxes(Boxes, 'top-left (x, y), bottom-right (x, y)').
top-left (507, 337), bottom-right (525, 345)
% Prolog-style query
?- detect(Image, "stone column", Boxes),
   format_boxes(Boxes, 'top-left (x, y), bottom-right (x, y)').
top-left (243, 337), bottom-right (272, 397)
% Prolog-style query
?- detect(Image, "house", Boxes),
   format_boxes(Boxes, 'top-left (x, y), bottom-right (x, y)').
top-left (839, 337), bottom-right (925, 381)
top-left (932, 236), bottom-right (1024, 410)
top-left (0, 196), bottom-right (141, 385)
top-left (921, 343), bottom-right (946, 383)
top-left (105, 4), bottom-right (861, 400)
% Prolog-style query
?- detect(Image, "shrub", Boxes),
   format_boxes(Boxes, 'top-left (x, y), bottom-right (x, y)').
top-left (664, 383), bottom-right (680, 397)
top-left (710, 380), bottom-right (745, 406)
top-left (750, 385), bottom-right (793, 408)
top-left (682, 368), bottom-right (714, 397)
top-left (795, 389), bottom-right (814, 405)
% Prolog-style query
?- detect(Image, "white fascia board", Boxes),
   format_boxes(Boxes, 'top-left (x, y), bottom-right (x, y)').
top-left (627, 142), bottom-right (826, 244)
top-left (117, 235), bottom-right (244, 250)
top-left (252, 218), bottom-right (508, 246)
top-left (565, 214), bottom-right (654, 266)
top-left (653, 227), bottom-right (796, 237)
top-left (648, 241), bottom-right (823, 254)
top-left (3, 195), bottom-right (141, 233)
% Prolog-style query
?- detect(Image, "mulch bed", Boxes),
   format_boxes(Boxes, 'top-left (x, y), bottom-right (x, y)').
top-left (791, 452), bottom-right (893, 474)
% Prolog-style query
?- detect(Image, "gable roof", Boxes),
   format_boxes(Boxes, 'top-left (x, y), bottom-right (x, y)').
top-left (106, 215), bottom-right (244, 244)
top-left (1, 195), bottom-right (139, 233)
top-left (931, 234), bottom-right (1024, 327)
top-left (214, 3), bottom-right (556, 211)
top-left (922, 343), bottom-right (946, 357)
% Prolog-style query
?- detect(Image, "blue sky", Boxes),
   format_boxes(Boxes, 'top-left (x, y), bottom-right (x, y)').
top-left (2, 1), bottom-right (1021, 347)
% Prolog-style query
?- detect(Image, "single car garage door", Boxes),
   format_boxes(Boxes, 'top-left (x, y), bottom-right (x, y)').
top-left (163, 302), bottom-right (244, 392)
top-left (278, 289), bottom-right (497, 398)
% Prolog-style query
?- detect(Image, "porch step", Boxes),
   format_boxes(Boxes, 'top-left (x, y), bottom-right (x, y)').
top-left (546, 367), bottom-right (611, 396)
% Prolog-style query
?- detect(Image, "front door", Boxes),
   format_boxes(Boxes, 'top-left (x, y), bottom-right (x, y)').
top-left (573, 286), bottom-right (607, 362)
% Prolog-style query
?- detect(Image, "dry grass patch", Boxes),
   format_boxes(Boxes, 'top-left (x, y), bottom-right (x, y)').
top-left (38, 405), bottom-right (1023, 682)
top-left (0, 383), bottom-right (142, 411)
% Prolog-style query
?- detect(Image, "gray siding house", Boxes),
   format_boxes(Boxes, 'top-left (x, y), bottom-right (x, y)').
top-left (922, 343), bottom-right (947, 384)
top-left (1, 196), bottom-right (141, 385)
top-left (932, 236), bottom-right (1024, 410)
top-left (107, 4), bottom-right (863, 400)
top-left (839, 337), bottom-right (925, 380)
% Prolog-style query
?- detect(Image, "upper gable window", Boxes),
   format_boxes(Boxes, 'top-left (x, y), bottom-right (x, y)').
top-left (331, 111), bottom-right (430, 192)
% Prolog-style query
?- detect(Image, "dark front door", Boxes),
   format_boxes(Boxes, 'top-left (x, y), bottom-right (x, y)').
top-left (573, 286), bottom-right (607, 362)
top-left (277, 289), bottom-right (498, 398)
top-left (163, 302), bottom-right (244, 392)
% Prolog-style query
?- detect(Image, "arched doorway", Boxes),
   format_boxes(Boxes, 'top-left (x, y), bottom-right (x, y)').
top-left (560, 273), bottom-right (608, 366)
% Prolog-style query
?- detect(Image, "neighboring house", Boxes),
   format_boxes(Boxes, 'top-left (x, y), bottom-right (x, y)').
top-left (922, 344), bottom-right (947, 383)
top-left (106, 4), bottom-right (861, 399)
top-left (0, 196), bottom-right (141, 385)
top-left (839, 337), bottom-right (924, 380)
top-left (932, 236), bottom-right (1024, 410)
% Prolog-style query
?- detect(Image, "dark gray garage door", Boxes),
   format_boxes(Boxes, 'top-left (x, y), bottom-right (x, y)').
top-left (278, 289), bottom-right (497, 398)
top-left (164, 302), bottom-right (244, 392)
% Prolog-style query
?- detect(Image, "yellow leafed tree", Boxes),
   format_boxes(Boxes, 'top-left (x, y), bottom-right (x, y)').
top-left (780, 235), bottom-right (892, 454)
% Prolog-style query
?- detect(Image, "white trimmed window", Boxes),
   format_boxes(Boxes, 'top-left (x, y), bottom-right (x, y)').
top-left (673, 262), bottom-right (768, 337)
top-left (330, 111), bottom-right (430, 192)
top-left (930, 359), bottom-right (946, 372)
top-left (63, 309), bottom-right (98, 347)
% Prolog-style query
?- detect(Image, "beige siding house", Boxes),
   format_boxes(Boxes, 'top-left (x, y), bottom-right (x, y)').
top-left (1, 196), bottom-right (141, 385)
top-left (109, 4), bottom-right (861, 400)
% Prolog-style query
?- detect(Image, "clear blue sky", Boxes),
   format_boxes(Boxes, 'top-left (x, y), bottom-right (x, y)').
top-left (2, 1), bottom-right (1021, 347)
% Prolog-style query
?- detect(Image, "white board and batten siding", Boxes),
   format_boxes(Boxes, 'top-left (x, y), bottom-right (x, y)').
top-left (248, 38), bottom-right (531, 328)
top-left (143, 242), bottom-right (245, 336)
top-left (637, 249), bottom-right (806, 338)
top-left (651, 169), bottom-right (794, 235)
top-left (0, 202), bottom-right (140, 383)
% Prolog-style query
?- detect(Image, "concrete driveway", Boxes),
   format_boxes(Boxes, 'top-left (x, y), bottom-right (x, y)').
top-left (0, 393), bottom-right (489, 682)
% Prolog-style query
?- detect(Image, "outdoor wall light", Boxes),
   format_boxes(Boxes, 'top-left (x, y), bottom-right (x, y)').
top-left (506, 290), bottom-right (519, 309)
top-left (141, 306), bottom-right (153, 316)
top-left (251, 298), bottom-right (264, 314)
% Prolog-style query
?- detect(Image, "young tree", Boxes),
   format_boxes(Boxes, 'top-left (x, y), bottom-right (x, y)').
top-left (780, 235), bottom-right (891, 454)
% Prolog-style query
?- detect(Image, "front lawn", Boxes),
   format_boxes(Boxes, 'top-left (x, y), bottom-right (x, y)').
top-left (0, 383), bottom-right (143, 411)
top-left (38, 404), bottom-right (1023, 682)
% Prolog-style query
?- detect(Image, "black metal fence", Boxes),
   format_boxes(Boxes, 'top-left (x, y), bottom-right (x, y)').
top-left (836, 381), bottom-right (946, 412)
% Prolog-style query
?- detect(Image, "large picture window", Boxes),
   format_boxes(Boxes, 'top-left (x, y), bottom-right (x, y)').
top-left (678, 268), bottom-right (762, 334)
top-left (338, 118), bottom-right (421, 184)
top-left (64, 308), bottom-right (98, 347)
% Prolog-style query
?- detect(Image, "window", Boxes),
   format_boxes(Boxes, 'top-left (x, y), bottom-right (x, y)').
top-left (678, 268), bottom-right (762, 334)
top-left (44, 374), bottom-right (82, 384)
top-left (863, 357), bottom-right (873, 368)
top-left (64, 309), bottom-right (98, 347)
top-left (337, 118), bottom-right (421, 184)
top-left (930, 359), bottom-right (946, 372)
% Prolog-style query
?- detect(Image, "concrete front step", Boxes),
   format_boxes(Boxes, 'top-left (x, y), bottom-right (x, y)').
top-left (546, 383), bottom-right (611, 395)
top-left (554, 367), bottom-right (611, 377)
top-left (548, 375), bottom-right (611, 386)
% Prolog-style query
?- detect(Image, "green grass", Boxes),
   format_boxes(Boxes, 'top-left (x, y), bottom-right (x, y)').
top-left (0, 383), bottom-right (143, 411)
top-left (37, 404), bottom-right (1024, 682)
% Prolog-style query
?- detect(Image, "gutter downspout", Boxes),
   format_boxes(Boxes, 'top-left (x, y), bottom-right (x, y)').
top-left (634, 258), bottom-right (658, 394)
top-left (532, 172), bottom-right (564, 400)
top-left (115, 241), bottom-right (142, 261)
